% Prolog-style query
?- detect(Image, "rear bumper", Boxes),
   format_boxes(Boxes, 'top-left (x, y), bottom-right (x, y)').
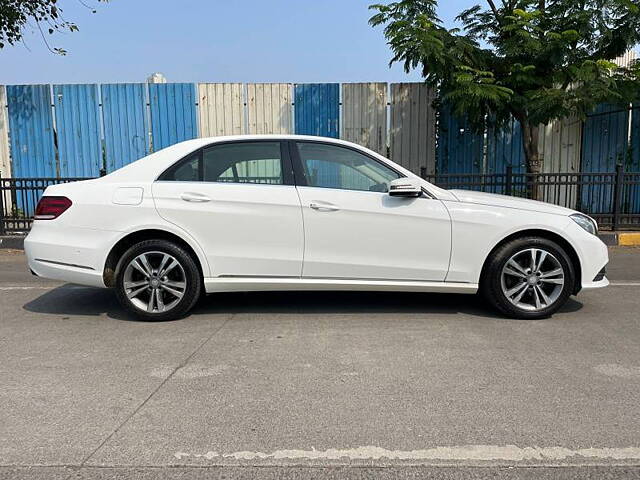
top-left (24, 222), bottom-right (120, 288)
top-left (26, 257), bottom-right (106, 288)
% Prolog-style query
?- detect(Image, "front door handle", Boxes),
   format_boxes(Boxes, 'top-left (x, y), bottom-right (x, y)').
top-left (309, 202), bottom-right (340, 212)
top-left (181, 192), bottom-right (211, 203)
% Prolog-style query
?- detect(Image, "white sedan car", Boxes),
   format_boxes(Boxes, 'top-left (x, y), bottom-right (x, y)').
top-left (25, 135), bottom-right (608, 321)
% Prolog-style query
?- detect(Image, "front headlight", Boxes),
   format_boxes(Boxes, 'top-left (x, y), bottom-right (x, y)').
top-left (570, 213), bottom-right (598, 235)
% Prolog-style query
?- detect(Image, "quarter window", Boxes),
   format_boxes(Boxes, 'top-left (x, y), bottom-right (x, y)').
top-left (164, 151), bottom-right (199, 182)
top-left (296, 142), bottom-right (400, 192)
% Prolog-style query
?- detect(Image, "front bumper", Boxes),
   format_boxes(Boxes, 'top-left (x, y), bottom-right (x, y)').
top-left (564, 221), bottom-right (609, 291)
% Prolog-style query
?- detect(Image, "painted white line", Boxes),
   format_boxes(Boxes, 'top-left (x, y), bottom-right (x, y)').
top-left (609, 282), bottom-right (640, 286)
top-left (0, 286), bottom-right (55, 290)
top-left (594, 363), bottom-right (640, 378)
top-left (0, 285), bottom-right (87, 291)
top-left (174, 445), bottom-right (640, 462)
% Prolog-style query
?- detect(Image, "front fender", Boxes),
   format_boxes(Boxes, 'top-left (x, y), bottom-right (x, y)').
top-left (444, 200), bottom-right (575, 284)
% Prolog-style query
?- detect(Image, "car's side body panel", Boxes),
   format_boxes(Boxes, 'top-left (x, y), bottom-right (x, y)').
top-left (444, 200), bottom-right (573, 283)
top-left (296, 186), bottom-right (452, 281)
top-left (24, 178), bottom-right (212, 284)
top-left (444, 200), bottom-right (609, 287)
top-left (152, 181), bottom-right (304, 278)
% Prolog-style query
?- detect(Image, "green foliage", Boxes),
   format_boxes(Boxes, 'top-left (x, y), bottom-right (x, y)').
top-left (0, 0), bottom-right (107, 54)
top-left (369, 0), bottom-right (640, 133)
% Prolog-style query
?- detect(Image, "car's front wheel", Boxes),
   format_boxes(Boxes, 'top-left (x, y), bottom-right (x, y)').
top-left (481, 236), bottom-right (576, 319)
top-left (114, 239), bottom-right (201, 321)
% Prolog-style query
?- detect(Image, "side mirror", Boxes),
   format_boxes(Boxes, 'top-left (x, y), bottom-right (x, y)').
top-left (388, 177), bottom-right (422, 197)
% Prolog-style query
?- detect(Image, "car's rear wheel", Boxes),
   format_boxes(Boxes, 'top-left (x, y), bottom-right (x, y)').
top-left (481, 236), bottom-right (575, 319)
top-left (114, 239), bottom-right (201, 321)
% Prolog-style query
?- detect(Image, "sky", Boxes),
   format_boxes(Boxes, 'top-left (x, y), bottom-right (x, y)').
top-left (0, 0), bottom-right (477, 85)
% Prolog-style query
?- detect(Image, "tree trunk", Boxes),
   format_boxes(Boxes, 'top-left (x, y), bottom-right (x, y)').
top-left (520, 120), bottom-right (542, 200)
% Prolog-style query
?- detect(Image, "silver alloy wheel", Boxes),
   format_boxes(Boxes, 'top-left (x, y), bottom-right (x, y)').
top-left (500, 248), bottom-right (565, 312)
top-left (123, 251), bottom-right (187, 313)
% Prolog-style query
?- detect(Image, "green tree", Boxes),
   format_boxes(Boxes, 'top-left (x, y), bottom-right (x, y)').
top-left (0, 0), bottom-right (106, 55)
top-left (370, 0), bottom-right (640, 196)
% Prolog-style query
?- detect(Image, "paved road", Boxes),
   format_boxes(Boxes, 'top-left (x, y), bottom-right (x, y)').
top-left (1, 248), bottom-right (639, 479)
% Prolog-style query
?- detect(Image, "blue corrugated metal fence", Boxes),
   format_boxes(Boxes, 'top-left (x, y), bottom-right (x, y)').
top-left (101, 83), bottom-right (149, 172)
top-left (627, 103), bottom-right (640, 215)
top-left (294, 84), bottom-right (341, 186)
top-left (149, 83), bottom-right (197, 151)
top-left (294, 83), bottom-right (340, 137)
top-left (53, 84), bottom-right (102, 177)
top-left (581, 103), bottom-right (631, 213)
top-left (437, 106), bottom-right (484, 176)
top-left (6, 85), bottom-right (57, 177)
top-left (486, 117), bottom-right (526, 175)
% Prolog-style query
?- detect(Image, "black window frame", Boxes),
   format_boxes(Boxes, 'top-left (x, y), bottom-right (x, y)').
top-left (156, 139), bottom-right (295, 186)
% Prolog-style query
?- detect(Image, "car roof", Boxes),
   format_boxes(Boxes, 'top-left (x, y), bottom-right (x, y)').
top-left (106, 135), bottom-right (386, 181)
top-left (182, 134), bottom-right (372, 147)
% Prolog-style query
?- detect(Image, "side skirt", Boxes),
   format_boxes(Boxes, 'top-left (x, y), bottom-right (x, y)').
top-left (204, 277), bottom-right (478, 294)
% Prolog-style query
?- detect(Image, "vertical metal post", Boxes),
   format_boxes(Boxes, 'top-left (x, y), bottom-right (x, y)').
top-left (506, 165), bottom-right (513, 196)
top-left (0, 171), bottom-right (5, 235)
top-left (612, 163), bottom-right (624, 231)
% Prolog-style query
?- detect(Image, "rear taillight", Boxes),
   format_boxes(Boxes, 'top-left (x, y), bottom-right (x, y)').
top-left (34, 196), bottom-right (72, 220)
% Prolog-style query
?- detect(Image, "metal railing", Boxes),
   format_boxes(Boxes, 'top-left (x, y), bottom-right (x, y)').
top-left (422, 165), bottom-right (640, 230)
top-left (1, 167), bottom-right (639, 234)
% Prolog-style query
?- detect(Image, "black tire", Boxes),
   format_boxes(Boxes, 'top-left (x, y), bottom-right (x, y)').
top-left (480, 236), bottom-right (575, 320)
top-left (114, 239), bottom-right (202, 321)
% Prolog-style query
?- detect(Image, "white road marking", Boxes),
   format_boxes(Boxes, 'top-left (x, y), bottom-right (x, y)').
top-left (151, 364), bottom-right (230, 379)
top-left (594, 363), bottom-right (640, 378)
top-left (0, 285), bottom-right (87, 291)
top-left (609, 282), bottom-right (640, 286)
top-left (0, 286), bottom-right (56, 290)
top-left (173, 445), bottom-right (640, 462)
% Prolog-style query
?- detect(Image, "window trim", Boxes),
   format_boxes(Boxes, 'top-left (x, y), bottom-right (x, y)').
top-left (155, 139), bottom-right (295, 186)
top-left (289, 140), bottom-right (435, 198)
top-left (289, 140), bottom-right (403, 193)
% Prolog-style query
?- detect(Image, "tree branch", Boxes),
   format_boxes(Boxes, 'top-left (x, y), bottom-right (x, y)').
top-left (486, 0), bottom-right (501, 20)
top-left (34, 19), bottom-right (57, 54)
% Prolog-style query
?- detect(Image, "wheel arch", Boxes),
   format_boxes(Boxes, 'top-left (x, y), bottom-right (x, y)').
top-left (103, 229), bottom-right (206, 288)
top-left (479, 228), bottom-right (582, 294)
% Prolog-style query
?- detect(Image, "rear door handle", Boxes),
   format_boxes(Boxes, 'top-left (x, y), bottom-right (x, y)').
top-left (309, 202), bottom-right (339, 212)
top-left (180, 192), bottom-right (211, 203)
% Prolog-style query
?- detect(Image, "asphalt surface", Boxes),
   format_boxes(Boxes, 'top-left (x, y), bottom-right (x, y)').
top-left (1, 248), bottom-right (639, 479)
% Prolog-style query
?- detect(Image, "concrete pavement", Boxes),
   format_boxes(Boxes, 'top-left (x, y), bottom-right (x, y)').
top-left (1, 248), bottom-right (639, 479)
